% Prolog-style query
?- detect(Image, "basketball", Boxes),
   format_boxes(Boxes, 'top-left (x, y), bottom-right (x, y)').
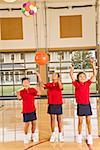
top-left (35, 51), bottom-right (49, 65)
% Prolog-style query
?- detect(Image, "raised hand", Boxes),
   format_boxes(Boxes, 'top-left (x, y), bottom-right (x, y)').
top-left (35, 71), bottom-right (40, 76)
top-left (89, 57), bottom-right (96, 81)
top-left (89, 57), bottom-right (95, 65)
top-left (69, 64), bottom-right (75, 81)
top-left (69, 64), bottom-right (74, 71)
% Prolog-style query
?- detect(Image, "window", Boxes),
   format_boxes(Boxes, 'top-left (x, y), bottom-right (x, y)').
top-left (0, 52), bottom-right (37, 96)
top-left (10, 72), bottom-right (13, 82)
top-left (15, 72), bottom-right (20, 82)
top-left (5, 72), bottom-right (9, 82)
top-left (0, 54), bottom-right (4, 62)
top-left (48, 50), bottom-right (97, 94)
top-left (20, 53), bottom-right (24, 60)
top-left (27, 71), bottom-right (33, 75)
top-left (1, 72), bottom-right (4, 83)
top-left (11, 54), bottom-right (14, 61)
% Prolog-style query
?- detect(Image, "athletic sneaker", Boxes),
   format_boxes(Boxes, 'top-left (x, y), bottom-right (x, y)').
top-left (24, 134), bottom-right (29, 144)
top-left (50, 132), bottom-right (56, 142)
top-left (87, 135), bottom-right (93, 144)
top-left (76, 134), bottom-right (82, 144)
top-left (31, 132), bottom-right (39, 143)
top-left (58, 132), bottom-right (64, 142)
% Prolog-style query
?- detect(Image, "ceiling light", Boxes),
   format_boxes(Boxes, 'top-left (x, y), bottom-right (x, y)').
top-left (3, 0), bottom-right (17, 3)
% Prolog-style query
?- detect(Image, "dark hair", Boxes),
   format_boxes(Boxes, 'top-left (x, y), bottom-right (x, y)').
top-left (57, 73), bottom-right (60, 78)
top-left (77, 72), bottom-right (86, 82)
top-left (21, 77), bottom-right (30, 83)
top-left (53, 72), bottom-right (60, 78)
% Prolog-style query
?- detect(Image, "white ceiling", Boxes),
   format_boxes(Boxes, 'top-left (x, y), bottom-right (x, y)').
top-left (0, 0), bottom-right (97, 3)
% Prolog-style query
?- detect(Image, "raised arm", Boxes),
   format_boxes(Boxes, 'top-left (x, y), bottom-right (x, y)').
top-left (35, 72), bottom-right (45, 88)
top-left (35, 72), bottom-right (42, 82)
top-left (90, 58), bottom-right (96, 82)
top-left (69, 65), bottom-right (75, 81)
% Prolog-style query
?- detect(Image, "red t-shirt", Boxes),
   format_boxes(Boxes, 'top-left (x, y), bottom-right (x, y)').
top-left (20, 87), bottom-right (37, 113)
top-left (72, 80), bottom-right (92, 104)
top-left (44, 82), bottom-right (63, 104)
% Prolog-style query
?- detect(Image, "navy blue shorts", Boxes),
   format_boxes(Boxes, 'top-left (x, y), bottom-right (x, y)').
top-left (77, 104), bottom-right (92, 116)
top-left (23, 112), bottom-right (37, 122)
top-left (48, 104), bottom-right (63, 115)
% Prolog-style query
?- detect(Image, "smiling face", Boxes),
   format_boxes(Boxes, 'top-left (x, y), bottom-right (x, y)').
top-left (77, 72), bottom-right (87, 83)
top-left (22, 79), bottom-right (30, 88)
top-left (52, 73), bottom-right (59, 83)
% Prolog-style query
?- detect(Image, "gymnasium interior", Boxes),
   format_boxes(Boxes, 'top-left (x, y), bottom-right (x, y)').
top-left (0, 0), bottom-right (100, 149)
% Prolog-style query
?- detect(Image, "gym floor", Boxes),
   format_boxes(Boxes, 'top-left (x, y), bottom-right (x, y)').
top-left (0, 98), bottom-right (100, 150)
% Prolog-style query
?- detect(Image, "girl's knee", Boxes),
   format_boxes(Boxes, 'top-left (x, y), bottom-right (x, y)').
top-left (25, 122), bottom-right (30, 127)
top-left (78, 117), bottom-right (83, 125)
top-left (86, 117), bottom-right (91, 124)
top-left (57, 115), bottom-right (61, 122)
top-left (51, 115), bottom-right (55, 121)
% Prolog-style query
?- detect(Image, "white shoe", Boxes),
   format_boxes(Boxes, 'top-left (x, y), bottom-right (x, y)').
top-left (76, 134), bottom-right (82, 144)
top-left (58, 132), bottom-right (64, 142)
top-left (87, 135), bottom-right (93, 145)
top-left (50, 132), bottom-right (56, 142)
top-left (24, 134), bottom-right (29, 144)
top-left (31, 132), bottom-right (39, 143)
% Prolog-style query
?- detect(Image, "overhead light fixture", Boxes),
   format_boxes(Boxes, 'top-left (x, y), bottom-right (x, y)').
top-left (3, 0), bottom-right (17, 3)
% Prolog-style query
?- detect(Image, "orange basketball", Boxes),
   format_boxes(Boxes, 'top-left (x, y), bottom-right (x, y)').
top-left (35, 51), bottom-right (49, 65)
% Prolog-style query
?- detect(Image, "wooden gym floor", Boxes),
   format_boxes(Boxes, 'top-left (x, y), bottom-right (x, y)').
top-left (0, 99), bottom-right (100, 150)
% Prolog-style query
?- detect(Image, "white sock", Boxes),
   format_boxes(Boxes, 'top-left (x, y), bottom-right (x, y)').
top-left (59, 132), bottom-right (62, 135)
top-left (24, 134), bottom-right (28, 137)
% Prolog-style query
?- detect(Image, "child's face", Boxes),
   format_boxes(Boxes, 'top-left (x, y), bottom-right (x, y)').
top-left (22, 79), bottom-right (30, 88)
top-left (52, 73), bottom-right (59, 83)
top-left (78, 73), bottom-right (87, 83)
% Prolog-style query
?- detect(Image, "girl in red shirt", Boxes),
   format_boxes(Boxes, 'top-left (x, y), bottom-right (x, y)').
top-left (70, 58), bottom-right (96, 145)
top-left (16, 77), bottom-right (40, 144)
top-left (37, 72), bottom-right (64, 142)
